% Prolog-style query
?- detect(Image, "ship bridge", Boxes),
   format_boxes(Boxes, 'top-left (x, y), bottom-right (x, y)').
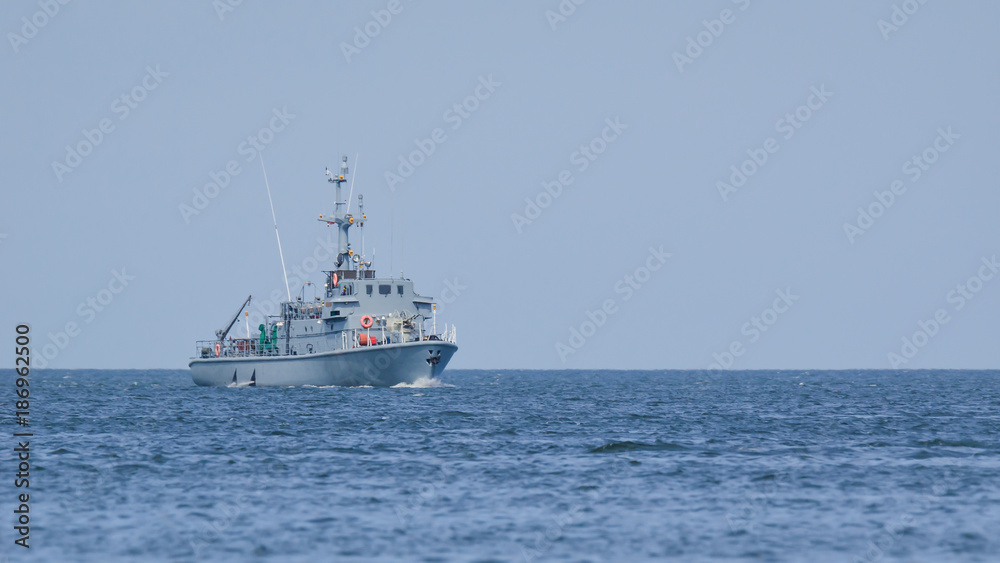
top-left (195, 155), bottom-right (455, 361)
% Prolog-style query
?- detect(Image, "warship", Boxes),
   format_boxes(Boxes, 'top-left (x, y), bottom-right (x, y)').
top-left (189, 156), bottom-right (458, 387)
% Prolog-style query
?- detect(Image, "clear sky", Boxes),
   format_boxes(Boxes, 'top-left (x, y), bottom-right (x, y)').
top-left (2, 1), bottom-right (998, 370)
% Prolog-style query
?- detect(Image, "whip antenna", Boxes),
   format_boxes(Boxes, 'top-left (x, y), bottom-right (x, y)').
top-left (346, 153), bottom-right (359, 213)
top-left (260, 156), bottom-right (292, 301)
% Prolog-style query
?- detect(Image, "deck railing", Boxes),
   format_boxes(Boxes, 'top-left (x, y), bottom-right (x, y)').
top-left (194, 325), bottom-right (456, 359)
top-left (195, 339), bottom-right (279, 359)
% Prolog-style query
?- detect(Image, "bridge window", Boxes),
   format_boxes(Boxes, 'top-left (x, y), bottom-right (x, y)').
top-left (379, 284), bottom-right (391, 295)
top-left (397, 285), bottom-right (404, 295)
top-left (366, 284), bottom-right (373, 295)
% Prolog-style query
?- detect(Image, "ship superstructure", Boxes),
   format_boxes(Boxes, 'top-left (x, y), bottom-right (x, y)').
top-left (189, 156), bottom-right (457, 387)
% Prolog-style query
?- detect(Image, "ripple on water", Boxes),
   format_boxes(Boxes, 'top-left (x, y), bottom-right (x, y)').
top-left (16, 368), bottom-right (1000, 562)
top-left (588, 441), bottom-right (686, 454)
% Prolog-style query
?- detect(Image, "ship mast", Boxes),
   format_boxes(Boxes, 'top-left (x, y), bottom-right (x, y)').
top-left (321, 156), bottom-right (354, 269)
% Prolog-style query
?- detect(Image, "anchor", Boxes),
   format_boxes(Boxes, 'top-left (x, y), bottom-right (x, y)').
top-left (426, 350), bottom-right (441, 366)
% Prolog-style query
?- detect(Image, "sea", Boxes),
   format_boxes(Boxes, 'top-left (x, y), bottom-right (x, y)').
top-left (3, 369), bottom-right (998, 562)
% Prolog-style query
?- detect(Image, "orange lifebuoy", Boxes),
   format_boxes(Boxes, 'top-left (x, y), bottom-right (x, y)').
top-left (215, 343), bottom-right (221, 357)
top-left (360, 315), bottom-right (373, 328)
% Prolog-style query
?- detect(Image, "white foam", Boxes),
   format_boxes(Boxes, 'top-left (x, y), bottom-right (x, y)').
top-left (391, 376), bottom-right (454, 389)
top-left (299, 384), bottom-right (373, 389)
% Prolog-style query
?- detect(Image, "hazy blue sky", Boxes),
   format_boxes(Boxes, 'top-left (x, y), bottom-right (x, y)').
top-left (2, 1), bottom-right (998, 370)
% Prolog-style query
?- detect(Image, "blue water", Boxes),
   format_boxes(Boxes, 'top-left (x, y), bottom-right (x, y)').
top-left (3, 369), bottom-right (999, 562)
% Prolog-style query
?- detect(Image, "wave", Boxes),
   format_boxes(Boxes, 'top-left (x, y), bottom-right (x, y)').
top-left (300, 384), bottom-right (374, 389)
top-left (916, 438), bottom-right (990, 449)
top-left (391, 376), bottom-right (455, 389)
top-left (588, 441), bottom-right (686, 454)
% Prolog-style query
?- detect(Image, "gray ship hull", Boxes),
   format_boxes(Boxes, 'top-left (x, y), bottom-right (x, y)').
top-left (189, 341), bottom-right (457, 387)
